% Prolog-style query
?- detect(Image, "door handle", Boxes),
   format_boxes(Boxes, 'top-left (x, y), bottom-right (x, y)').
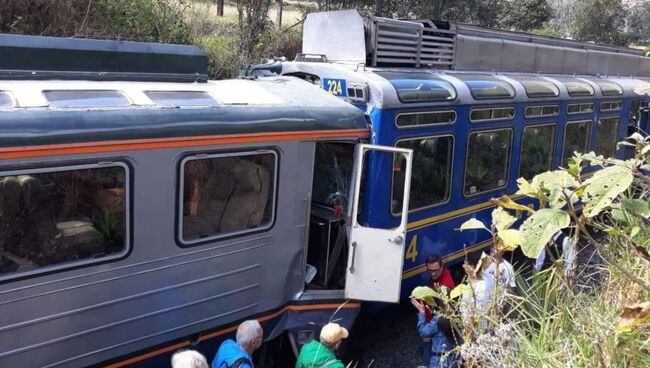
top-left (349, 241), bottom-right (357, 273)
top-left (389, 235), bottom-right (404, 245)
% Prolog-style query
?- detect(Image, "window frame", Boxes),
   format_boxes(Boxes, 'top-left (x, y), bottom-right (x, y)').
top-left (390, 134), bottom-right (455, 215)
top-left (0, 91), bottom-right (16, 108)
top-left (377, 71), bottom-right (458, 103)
top-left (600, 100), bottom-right (623, 112)
top-left (518, 79), bottom-right (561, 99)
top-left (518, 123), bottom-right (558, 180)
top-left (562, 119), bottom-right (593, 164)
top-left (0, 161), bottom-right (131, 283)
top-left (177, 149), bottom-right (279, 247)
top-left (557, 78), bottom-right (595, 97)
top-left (454, 74), bottom-right (516, 100)
top-left (144, 90), bottom-right (218, 107)
top-left (43, 89), bottom-right (131, 108)
top-left (595, 117), bottom-right (621, 158)
top-left (524, 105), bottom-right (560, 119)
top-left (395, 110), bottom-right (457, 129)
top-left (463, 127), bottom-right (514, 198)
top-left (469, 106), bottom-right (516, 123)
top-left (567, 102), bottom-right (595, 115)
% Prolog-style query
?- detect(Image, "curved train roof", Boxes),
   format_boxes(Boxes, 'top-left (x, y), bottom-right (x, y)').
top-left (279, 61), bottom-right (650, 109)
top-left (0, 77), bottom-right (369, 149)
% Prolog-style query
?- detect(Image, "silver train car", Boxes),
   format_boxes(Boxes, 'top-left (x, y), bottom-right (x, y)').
top-left (0, 35), bottom-right (413, 367)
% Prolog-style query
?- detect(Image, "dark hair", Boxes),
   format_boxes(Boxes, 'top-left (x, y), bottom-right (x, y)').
top-left (425, 254), bottom-right (443, 265)
top-left (431, 298), bottom-right (463, 346)
top-left (465, 251), bottom-right (483, 268)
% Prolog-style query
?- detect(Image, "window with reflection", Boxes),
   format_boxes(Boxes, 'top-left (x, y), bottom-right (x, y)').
top-left (0, 164), bottom-right (127, 278)
top-left (525, 105), bottom-right (559, 118)
top-left (44, 90), bottom-right (130, 108)
top-left (0, 91), bottom-right (14, 108)
top-left (555, 78), bottom-right (595, 97)
top-left (516, 78), bottom-right (560, 98)
top-left (600, 101), bottom-right (623, 112)
top-left (145, 91), bottom-right (217, 106)
top-left (396, 110), bottom-right (456, 127)
top-left (562, 120), bottom-right (592, 165)
top-left (181, 152), bottom-right (276, 244)
top-left (595, 118), bottom-right (620, 158)
top-left (454, 74), bottom-right (515, 100)
top-left (464, 129), bottom-right (513, 196)
top-left (376, 72), bottom-right (457, 103)
top-left (392, 136), bottom-right (453, 213)
top-left (567, 103), bottom-right (594, 114)
top-left (470, 107), bottom-right (515, 122)
top-left (587, 79), bottom-right (623, 96)
top-left (519, 124), bottom-right (556, 180)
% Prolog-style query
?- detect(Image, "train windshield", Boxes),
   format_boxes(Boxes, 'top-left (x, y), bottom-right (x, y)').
top-left (376, 71), bottom-right (456, 103)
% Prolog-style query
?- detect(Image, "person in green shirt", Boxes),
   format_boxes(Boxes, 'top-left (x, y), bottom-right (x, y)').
top-left (295, 322), bottom-right (349, 368)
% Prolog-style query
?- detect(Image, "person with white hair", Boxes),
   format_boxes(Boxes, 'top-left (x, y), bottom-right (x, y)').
top-left (211, 320), bottom-right (263, 368)
top-left (171, 350), bottom-right (209, 368)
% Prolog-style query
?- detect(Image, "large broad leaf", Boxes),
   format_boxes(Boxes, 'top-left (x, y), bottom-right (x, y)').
top-left (617, 301), bottom-right (650, 334)
top-left (621, 198), bottom-right (650, 219)
top-left (516, 177), bottom-right (541, 199)
top-left (490, 195), bottom-right (534, 214)
top-left (520, 208), bottom-right (571, 258)
top-left (534, 171), bottom-right (579, 209)
top-left (410, 286), bottom-right (442, 307)
top-left (497, 229), bottom-right (522, 252)
top-left (492, 207), bottom-right (517, 232)
top-left (458, 218), bottom-right (490, 233)
top-left (450, 284), bottom-right (471, 299)
top-left (583, 166), bottom-right (634, 218)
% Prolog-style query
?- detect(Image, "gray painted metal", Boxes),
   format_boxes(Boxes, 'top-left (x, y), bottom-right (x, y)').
top-left (300, 10), bottom-right (650, 77)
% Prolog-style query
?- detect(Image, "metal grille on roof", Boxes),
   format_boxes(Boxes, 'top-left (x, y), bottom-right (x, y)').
top-left (368, 15), bottom-right (456, 68)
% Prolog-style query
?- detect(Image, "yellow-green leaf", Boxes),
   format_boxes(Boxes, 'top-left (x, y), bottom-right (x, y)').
top-left (490, 195), bottom-right (534, 214)
top-left (410, 286), bottom-right (440, 306)
top-left (450, 284), bottom-right (471, 299)
top-left (583, 166), bottom-right (634, 218)
top-left (520, 208), bottom-right (571, 258)
top-left (497, 229), bottom-right (522, 251)
top-left (458, 218), bottom-right (489, 232)
top-left (621, 198), bottom-right (650, 219)
top-left (516, 177), bottom-right (539, 198)
top-left (492, 207), bottom-right (517, 232)
top-left (617, 301), bottom-right (650, 333)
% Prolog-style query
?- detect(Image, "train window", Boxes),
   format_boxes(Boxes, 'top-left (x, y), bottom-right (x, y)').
top-left (0, 91), bottom-right (14, 108)
top-left (567, 103), bottom-right (594, 115)
top-left (525, 105), bottom-right (559, 118)
top-left (589, 79), bottom-right (623, 96)
top-left (600, 101), bottom-right (623, 112)
top-left (470, 107), bottom-right (515, 122)
top-left (519, 124), bottom-right (557, 180)
top-left (517, 78), bottom-right (560, 98)
top-left (464, 129), bottom-right (513, 196)
top-left (454, 74), bottom-right (515, 100)
top-left (180, 151), bottom-right (276, 244)
top-left (0, 163), bottom-right (128, 279)
top-left (145, 91), bottom-right (217, 106)
top-left (556, 78), bottom-right (595, 97)
top-left (44, 90), bottom-right (130, 108)
top-left (562, 120), bottom-right (593, 165)
top-left (595, 118), bottom-right (620, 158)
top-left (376, 71), bottom-right (456, 103)
top-left (396, 110), bottom-right (456, 127)
top-left (392, 135), bottom-right (454, 213)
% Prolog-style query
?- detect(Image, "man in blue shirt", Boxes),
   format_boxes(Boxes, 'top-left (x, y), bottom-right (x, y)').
top-left (212, 320), bottom-right (263, 368)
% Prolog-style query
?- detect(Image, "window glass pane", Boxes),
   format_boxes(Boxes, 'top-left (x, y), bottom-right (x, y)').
top-left (396, 111), bottom-right (456, 127)
top-left (518, 78), bottom-right (560, 98)
top-left (519, 125), bottom-right (556, 180)
top-left (543, 105), bottom-right (559, 116)
top-left (393, 136), bottom-right (453, 213)
top-left (600, 101), bottom-right (622, 112)
top-left (556, 78), bottom-right (594, 96)
top-left (525, 105), bottom-right (559, 118)
top-left (595, 118), bottom-right (620, 158)
top-left (376, 72), bottom-right (456, 103)
top-left (44, 90), bottom-right (130, 108)
top-left (590, 79), bottom-right (623, 96)
top-left (465, 129), bottom-right (512, 196)
top-left (0, 165), bottom-right (127, 278)
top-left (0, 91), bottom-right (13, 108)
top-left (182, 152), bottom-right (275, 243)
top-left (567, 103), bottom-right (594, 115)
top-left (454, 74), bottom-right (515, 99)
top-left (470, 107), bottom-right (515, 122)
top-left (312, 143), bottom-right (354, 208)
top-left (145, 91), bottom-right (217, 106)
top-left (562, 121), bottom-right (592, 165)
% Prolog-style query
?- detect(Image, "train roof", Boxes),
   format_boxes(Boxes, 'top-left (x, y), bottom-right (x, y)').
top-left (0, 76), bottom-right (369, 149)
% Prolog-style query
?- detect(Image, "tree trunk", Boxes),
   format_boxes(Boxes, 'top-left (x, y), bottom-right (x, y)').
top-left (217, 0), bottom-right (224, 17)
top-left (276, 0), bottom-right (283, 28)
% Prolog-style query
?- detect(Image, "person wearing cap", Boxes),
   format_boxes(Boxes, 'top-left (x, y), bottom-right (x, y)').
top-left (295, 322), bottom-right (348, 368)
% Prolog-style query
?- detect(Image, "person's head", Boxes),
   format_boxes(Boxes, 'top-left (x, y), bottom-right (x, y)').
top-left (236, 320), bottom-right (263, 354)
top-left (425, 254), bottom-right (444, 280)
top-left (319, 322), bottom-right (349, 351)
top-left (463, 251), bottom-right (485, 280)
top-left (489, 244), bottom-right (504, 261)
top-left (170, 350), bottom-right (209, 368)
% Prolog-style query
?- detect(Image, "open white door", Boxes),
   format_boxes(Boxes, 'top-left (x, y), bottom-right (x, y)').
top-left (344, 144), bottom-right (412, 303)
